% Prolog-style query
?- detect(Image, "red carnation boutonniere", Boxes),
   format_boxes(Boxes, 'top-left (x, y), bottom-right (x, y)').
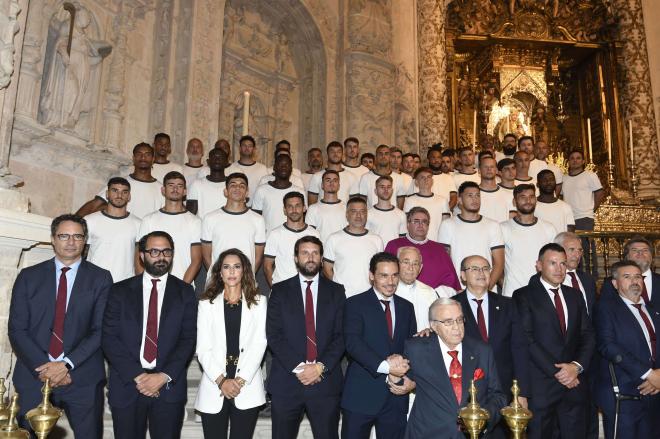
top-left (473, 368), bottom-right (485, 382)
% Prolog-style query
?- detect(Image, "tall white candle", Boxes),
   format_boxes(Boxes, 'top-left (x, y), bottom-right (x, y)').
top-left (606, 118), bottom-right (612, 162)
top-left (628, 119), bottom-right (634, 164)
top-left (472, 109), bottom-right (477, 151)
top-left (242, 91), bottom-right (250, 136)
top-left (587, 118), bottom-right (593, 161)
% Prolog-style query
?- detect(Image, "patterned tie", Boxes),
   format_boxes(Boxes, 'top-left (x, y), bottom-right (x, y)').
top-left (381, 300), bottom-right (393, 339)
top-left (49, 267), bottom-right (71, 359)
top-left (143, 279), bottom-right (160, 363)
top-left (632, 303), bottom-right (657, 361)
top-left (305, 280), bottom-right (317, 362)
top-left (550, 288), bottom-right (567, 336)
top-left (448, 350), bottom-right (462, 403)
top-left (641, 276), bottom-right (651, 306)
top-left (473, 299), bottom-right (488, 342)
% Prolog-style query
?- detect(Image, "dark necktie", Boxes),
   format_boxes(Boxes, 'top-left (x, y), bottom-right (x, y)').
top-left (567, 271), bottom-right (581, 291)
top-left (143, 279), bottom-right (160, 363)
top-left (49, 267), bottom-right (71, 359)
top-left (472, 298), bottom-right (488, 342)
top-left (305, 280), bottom-right (317, 362)
top-left (381, 300), bottom-right (393, 339)
top-left (448, 350), bottom-right (462, 403)
top-left (632, 303), bottom-right (657, 361)
top-left (642, 276), bottom-right (651, 306)
top-left (550, 288), bottom-right (567, 336)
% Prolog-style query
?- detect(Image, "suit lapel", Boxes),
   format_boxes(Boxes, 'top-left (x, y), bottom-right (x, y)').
top-left (130, 276), bottom-right (145, 358)
top-left (487, 292), bottom-right (500, 341)
top-left (392, 295), bottom-right (407, 344)
top-left (367, 289), bottom-right (392, 345)
top-left (461, 344), bottom-right (477, 405)
top-left (63, 261), bottom-right (87, 327)
top-left (239, 293), bottom-right (252, 348)
top-left (43, 259), bottom-right (57, 325)
top-left (616, 295), bottom-right (654, 360)
top-left (315, 277), bottom-right (333, 344)
top-left (532, 279), bottom-right (565, 340)
top-left (458, 293), bottom-right (479, 338)
top-left (428, 338), bottom-right (459, 409)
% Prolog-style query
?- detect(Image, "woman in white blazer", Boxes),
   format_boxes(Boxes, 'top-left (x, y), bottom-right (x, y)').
top-left (195, 248), bottom-right (268, 438)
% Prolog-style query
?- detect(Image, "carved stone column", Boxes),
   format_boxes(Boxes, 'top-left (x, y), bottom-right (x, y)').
top-left (417, 0), bottom-right (449, 150)
top-left (612, 0), bottom-right (660, 199)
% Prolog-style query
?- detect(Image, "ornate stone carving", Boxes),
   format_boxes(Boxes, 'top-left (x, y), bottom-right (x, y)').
top-left (348, 0), bottom-right (392, 58)
top-left (147, 0), bottom-right (174, 134)
top-left (0, 0), bottom-right (20, 90)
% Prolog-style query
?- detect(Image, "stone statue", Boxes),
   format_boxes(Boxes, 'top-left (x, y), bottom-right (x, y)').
top-left (39, 7), bottom-right (111, 130)
top-left (0, 0), bottom-right (20, 90)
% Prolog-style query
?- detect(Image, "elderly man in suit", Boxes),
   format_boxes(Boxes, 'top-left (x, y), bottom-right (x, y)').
top-left (102, 231), bottom-right (197, 439)
top-left (594, 260), bottom-right (660, 439)
top-left (9, 214), bottom-right (113, 438)
top-left (402, 297), bottom-right (506, 438)
top-left (513, 243), bottom-right (595, 439)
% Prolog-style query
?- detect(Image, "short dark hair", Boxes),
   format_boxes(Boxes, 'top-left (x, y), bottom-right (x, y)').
top-left (294, 235), bottom-right (323, 257)
top-left (347, 196), bottom-right (367, 208)
top-left (376, 144), bottom-right (390, 153)
top-left (375, 175), bottom-right (393, 185)
top-left (390, 147), bottom-right (402, 155)
top-left (226, 172), bottom-right (249, 187)
top-left (239, 135), bottom-right (256, 146)
top-left (406, 206), bottom-right (430, 221)
top-left (536, 169), bottom-right (555, 181)
top-left (326, 141), bottom-right (343, 152)
top-left (518, 135), bottom-right (534, 146)
top-left (478, 150), bottom-right (494, 161)
top-left (369, 252), bottom-right (399, 274)
top-left (344, 137), bottom-right (359, 146)
top-left (611, 260), bottom-right (642, 279)
top-left (426, 146), bottom-right (442, 159)
top-left (538, 242), bottom-right (565, 259)
top-left (513, 183), bottom-right (536, 197)
top-left (276, 139), bottom-right (291, 149)
top-left (133, 142), bottom-right (153, 155)
top-left (360, 152), bottom-right (374, 161)
top-left (412, 153), bottom-right (421, 160)
top-left (308, 147), bottom-right (322, 155)
top-left (457, 146), bottom-right (473, 156)
top-left (441, 148), bottom-right (456, 158)
top-left (51, 214), bottom-right (87, 237)
top-left (154, 132), bottom-right (170, 143)
top-left (107, 177), bottom-right (130, 190)
top-left (163, 171), bottom-right (187, 187)
top-left (569, 149), bottom-right (585, 159)
top-left (623, 235), bottom-right (654, 259)
top-left (322, 169), bottom-right (340, 180)
top-left (283, 191), bottom-right (305, 206)
top-left (402, 152), bottom-right (414, 160)
top-left (497, 158), bottom-right (515, 171)
top-left (413, 166), bottom-right (433, 179)
top-left (458, 181), bottom-right (480, 195)
top-left (503, 133), bottom-right (517, 141)
top-left (138, 231), bottom-right (174, 253)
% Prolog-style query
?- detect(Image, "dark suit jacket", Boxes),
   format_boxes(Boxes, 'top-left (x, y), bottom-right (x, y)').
top-left (455, 291), bottom-right (530, 397)
top-left (601, 271), bottom-right (660, 310)
top-left (341, 289), bottom-right (417, 416)
top-left (593, 293), bottom-right (660, 412)
top-left (574, 270), bottom-right (597, 316)
top-left (512, 273), bottom-right (595, 407)
top-left (404, 335), bottom-right (507, 439)
top-left (102, 274), bottom-right (197, 408)
top-left (266, 274), bottom-right (346, 398)
top-left (9, 259), bottom-right (112, 398)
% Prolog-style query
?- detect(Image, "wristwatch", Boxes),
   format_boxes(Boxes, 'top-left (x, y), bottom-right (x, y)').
top-left (64, 361), bottom-right (73, 371)
top-left (571, 361), bottom-right (584, 374)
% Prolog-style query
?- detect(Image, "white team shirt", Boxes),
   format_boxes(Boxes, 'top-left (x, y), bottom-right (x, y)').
top-left (182, 164), bottom-right (208, 188)
top-left (514, 176), bottom-right (537, 189)
top-left (96, 175), bottom-right (163, 219)
top-left (301, 171), bottom-right (316, 191)
top-left (358, 171), bottom-right (412, 206)
top-left (452, 170), bottom-right (480, 190)
top-left (264, 224), bottom-right (321, 284)
top-left (403, 193), bottom-right (450, 239)
top-left (342, 163), bottom-right (370, 182)
top-left (535, 199), bottom-right (575, 232)
top-left (201, 207), bottom-right (266, 270)
top-left (324, 229), bottom-right (384, 297)
top-left (225, 161), bottom-right (269, 204)
top-left (479, 186), bottom-right (515, 223)
top-left (500, 217), bottom-right (557, 297)
top-left (138, 209), bottom-right (202, 280)
top-left (251, 183), bottom-right (307, 233)
top-left (187, 177), bottom-right (227, 219)
top-left (307, 169), bottom-right (358, 204)
top-left (152, 162), bottom-right (184, 183)
top-left (561, 170), bottom-right (603, 220)
top-left (257, 172), bottom-right (306, 191)
top-left (85, 211), bottom-right (141, 282)
top-left (430, 173), bottom-right (458, 201)
top-left (529, 159), bottom-right (563, 184)
top-left (305, 200), bottom-right (347, 242)
top-left (437, 215), bottom-right (504, 281)
top-left (366, 206), bottom-right (407, 246)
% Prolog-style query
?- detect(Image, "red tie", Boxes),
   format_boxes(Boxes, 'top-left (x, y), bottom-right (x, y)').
top-left (448, 350), bottom-right (462, 403)
top-left (642, 276), bottom-right (651, 306)
top-left (381, 300), bottom-right (393, 339)
top-left (304, 280), bottom-right (317, 362)
top-left (473, 299), bottom-right (488, 342)
top-left (632, 303), bottom-right (657, 361)
top-left (550, 288), bottom-right (567, 337)
top-left (49, 267), bottom-right (71, 359)
top-left (143, 279), bottom-right (160, 363)
top-left (567, 271), bottom-right (581, 291)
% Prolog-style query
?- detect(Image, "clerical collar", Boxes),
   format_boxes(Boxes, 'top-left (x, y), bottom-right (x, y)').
top-left (406, 234), bottom-right (428, 245)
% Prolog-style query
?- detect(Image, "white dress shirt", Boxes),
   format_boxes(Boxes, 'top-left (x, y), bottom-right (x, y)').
top-left (563, 269), bottom-right (589, 314)
top-left (466, 290), bottom-right (489, 336)
top-left (140, 272), bottom-right (168, 369)
top-left (643, 269), bottom-right (653, 301)
top-left (438, 336), bottom-right (463, 375)
top-left (620, 295), bottom-right (656, 379)
top-left (540, 277), bottom-right (568, 332)
top-left (375, 288), bottom-right (397, 374)
top-left (299, 273), bottom-right (320, 324)
top-left (50, 258), bottom-right (82, 367)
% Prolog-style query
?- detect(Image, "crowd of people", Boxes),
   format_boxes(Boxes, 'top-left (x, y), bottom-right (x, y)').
top-left (7, 132), bottom-right (658, 439)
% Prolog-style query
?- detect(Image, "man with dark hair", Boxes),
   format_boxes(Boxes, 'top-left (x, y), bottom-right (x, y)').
top-left (182, 138), bottom-right (207, 187)
top-left (103, 230), bottom-right (197, 439)
top-left (497, 157), bottom-right (516, 190)
top-left (513, 150), bottom-right (535, 186)
top-left (152, 133), bottom-right (184, 183)
top-left (390, 146), bottom-right (413, 197)
top-left (226, 134), bottom-right (269, 203)
top-left (343, 137), bottom-right (370, 180)
top-left (85, 177), bottom-right (142, 282)
top-left (499, 133), bottom-right (518, 160)
top-left (401, 153), bottom-right (416, 177)
top-left (357, 145), bottom-right (411, 209)
top-left (323, 197), bottom-right (384, 297)
top-left (307, 141), bottom-right (358, 205)
top-left (360, 152), bottom-right (375, 170)
top-left (518, 136), bottom-right (534, 158)
top-left (366, 175), bottom-right (407, 245)
top-left (452, 147), bottom-right (480, 189)
top-left (264, 191), bottom-right (320, 287)
top-left (306, 170), bottom-right (347, 242)
top-left (513, 243), bottom-right (594, 439)
top-left (479, 156), bottom-right (515, 223)
top-left (535, 170), bottom-right (575, 233)
top-left (303, 147), bottom-right (323, 189)
top-left (412, 153), bottom-right (421, 171)
top-left (187, 147), bottom-right (229, 218)
top-left (267, 236), bottom-right (346, 439)
top-left (403, 167), bottom-right (450, 239)
top-left (261, 140), bottom-right (304, 185)
top-left (529, 140), bottom-right (563, 196)
top-left (9, 214), bottom-right (113, 438)
top-left (426, 147), bottom-right (458, 208)
top-left (341, 252), bottom-right (416, 439)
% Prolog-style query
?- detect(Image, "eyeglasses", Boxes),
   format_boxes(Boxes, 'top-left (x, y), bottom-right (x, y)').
top-left (410, 219), bottom-right (429, 226)
top-left (462, 266), bottom-right (492, 274)
top-left (144, 248), bottom-right (174, 258)
top-left (430, 316), bottom-right (466, 327)
top-left (55, 234), bottom-right (85, 241)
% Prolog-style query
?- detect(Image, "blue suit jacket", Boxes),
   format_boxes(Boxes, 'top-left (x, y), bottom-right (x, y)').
top-left (8, 259), bottom-right (112, 397)
top-left (102, 274), bottom-right (197, 408)
top-left (341, 289), bottom-right (417, 416)
top-left (575, 270), bottom-right (597, 316)
top-left (266, 274), bottom-right (346, 398)
top-left (601, 271), bottom-right (660, 310)
top-left (404, 335), bottom-right (507, 439)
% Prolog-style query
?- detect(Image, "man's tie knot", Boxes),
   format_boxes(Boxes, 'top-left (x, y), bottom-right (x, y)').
top-left (632, 303), bottom-right (643, 311)
top-left (550, 288), bottom-right (560, 295)
top-left (151, 278), bottom-right (160, 288)
top-left (380, 299), bottom-right (390, 308)
top-left (305, 280), bottom-right (313, 288)
top-left (448, 350), bottom-right (459, 361)
top-left (472, 298), bottom-right (483, 306)
top-left (61, 266), bottom-right (71, 275)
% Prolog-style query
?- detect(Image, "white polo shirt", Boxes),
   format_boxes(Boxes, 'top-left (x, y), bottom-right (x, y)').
top-left (561, 170), bottom-right (603, 220)
top-left (96, 175), bottom-right (163, 219)
top-left (535, 199), bottom-right (575, 232)
top-left (366, 206), bottom-right (407, 246)
top-left (187, 177), bottom-right (227, 219)
top-left (305, 200), bottom-right (347, 242)
top-left (251, 183), bottom-right (307, 233)
top-left (85, 211), bottom-right (141, 282)
top-left (264, 224), bottom-right (321, 285)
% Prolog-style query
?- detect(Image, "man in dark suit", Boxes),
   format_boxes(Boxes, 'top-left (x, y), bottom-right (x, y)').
top-left (267, 236), bottom-right (346, 439)
top-left (102, 231), bottom-right (197, 439)
top-left (341, 252), bottom-right (417, 439)
top-left (8, 214), bottom-right (113, 438)
top-left (454, 255), bottom-right (528, 437)
top-left (513, 243), bottom-right (595, 439)
top-left (403, 297), bottom-right (507, 438)
top-left (594, 260), bottom-right (660, 439)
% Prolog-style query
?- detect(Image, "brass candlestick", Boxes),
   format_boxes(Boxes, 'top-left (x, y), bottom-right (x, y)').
top-left (628, 163), bottom-right (639, 201)
top-left (0, 394), bottom-right (30, 438)
top-left (0, 378), bottom-right (9, 426)
top-left (500, 380), bottom-right (533, 439)
top-left (459, 379), bottom-right (490, 439)
top-left (26, 379), bottom-right (62, 439)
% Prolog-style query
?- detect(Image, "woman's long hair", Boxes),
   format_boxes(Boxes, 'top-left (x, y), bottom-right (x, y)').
top-left (201, 248), bottom-right (259, 308)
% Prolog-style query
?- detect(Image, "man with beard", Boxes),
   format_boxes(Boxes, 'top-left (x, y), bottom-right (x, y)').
top-left (85, 177), bottom-right (142, 282)
top-left (307, 141), bottom-right (358, 205)
top-left (452, 147), bottom-right (480, 189)
top-left (151, 133), bottom-right (184, 183)
top-left (264, 192), bottom-right (320, 287)
top-left (267, 236), bottom-right (346, 439)
top-left (529, 140), bottom-right (562, 196)
top-left (401, 153), bottom-right (416, 177)
top-left (303, 147), bottom-right (323, 190)
top-left (501, 184), bottom-right (557, 297)
top-left (403, 167), bottom-right (451, 240)
top-left (103, 231), bottom-right (197, 439)
top-left (514, 150), bottom-right (535, 187)
top-left (357, 144), bottom-right (411, 209)
top-left (343, 137), bottom-right (371, 180)
top-left (225, 135), bottom-right (269, 204)
top-left (366, 175), bottom-right (407, 246)
top-left (187, 148), bottom-right (229, 218)
top-left (182, 137), bottom-right (207, 187)
top-left (535, 170), bottom-right (575, 233)
top-left (360, 153), bottom-right (375, 170)
top-left (424, 147), bottom-right (457, 209)
top-left (478, 156), bottom-right (516, 224)
top-left (306, 170), bottom-right (348, 242)
top-left (496, 133), bottom-right (517, 162)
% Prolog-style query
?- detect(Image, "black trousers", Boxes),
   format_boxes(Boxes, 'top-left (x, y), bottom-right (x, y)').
top-left (527, 397), bottom-right (586, 439)
top-left (271, 394), bottom-right (340, 439)
top-left (341, 396), bottom-right (406, 439)
top-left (200, 400), bottom-right (260, 439)
top-left (110, 393), bottom-right (185, 439)
top-left (602, 396), bottom-right (660, 439)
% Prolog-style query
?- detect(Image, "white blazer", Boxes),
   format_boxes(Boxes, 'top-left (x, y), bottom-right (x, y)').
top-left (194, 292), bottom-right (268, 413)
